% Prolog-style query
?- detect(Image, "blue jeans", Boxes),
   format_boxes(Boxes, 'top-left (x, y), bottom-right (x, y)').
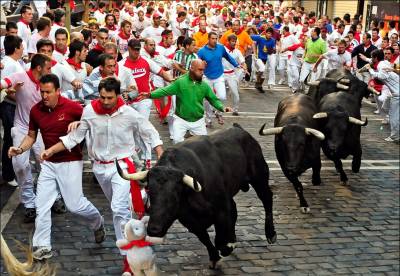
top-left (0, 101), bottom-right (16, 181)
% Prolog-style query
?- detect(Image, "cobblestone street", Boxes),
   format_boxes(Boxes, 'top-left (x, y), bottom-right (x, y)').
top-left (1, 85), bottom-right (399, 276)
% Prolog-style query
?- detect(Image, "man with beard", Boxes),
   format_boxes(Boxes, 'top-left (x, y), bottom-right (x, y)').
top-left (140, 59), bottom-right (232, 144)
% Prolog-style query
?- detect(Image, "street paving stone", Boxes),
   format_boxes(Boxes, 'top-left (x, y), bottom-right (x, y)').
top-left (1, 85), bottom-right (399, 275)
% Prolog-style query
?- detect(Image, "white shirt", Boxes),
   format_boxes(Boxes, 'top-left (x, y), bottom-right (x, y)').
top-left (93, 10), bottom-right (107, 25)
top-left (323, 48), bottom-right (351, 71)
top-left (133, 18), bottom-right (151, 35)
top-left (170, 19), bottom-right (189, 38)
top-left (328, 30), bottom-right (343, 45)
top-left (17, 21), bottom-right (31, 47)
top-left (140, 25), bottom-right (164, 44)
top-left (280, 34), bottom-right (299, 58)
top-left (369, 60), bottom-right (399, 96)
top-left (51, 62), bottom-right (76, 90)
top-left (223, 47), bottom-right (245, 73)
top-left (27, 32), bottom-right (47, 54)
top-left (371, 37), bottom-right (382, 49)
top-left (49, 24), bottom-right (68, 43)
top-left (60, 61), bottom-right (88, 100)
top-left (0, 55), bottom-right (25, 76)
top-left (60, 104), bottom-right (163, 162)
top-left (52, 49), bottom-right (69, 63)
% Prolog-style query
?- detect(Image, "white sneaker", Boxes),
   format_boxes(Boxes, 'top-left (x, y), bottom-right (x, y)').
top-left (7, 180), bottom-right (18, 187)
top-left (374, 110), bottom-right (379, 114)
top-left (32, 246), bottom-right (53, 260)
top-left (384, 137), bottom-right (395, 142)
top-left (278, 79), bottom-right (284, 85)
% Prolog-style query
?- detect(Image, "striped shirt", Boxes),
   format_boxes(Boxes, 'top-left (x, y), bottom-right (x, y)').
top-left (173, 50), bottom-right (198, 77)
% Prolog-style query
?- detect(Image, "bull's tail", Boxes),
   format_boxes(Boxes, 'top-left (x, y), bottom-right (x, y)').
top-left (0, 234), bottom-right (56, 276)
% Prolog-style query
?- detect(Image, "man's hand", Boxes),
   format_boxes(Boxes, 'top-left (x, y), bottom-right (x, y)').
top-left (126, 84), bottom-right (137, 92)
top-left (154, 145), bottom-right (164, 160)
top-left (224, 106), bottom-right (233, 112)
top-left (40, 149), bottom-right (54, 161)
top-left (137, 92), bottom-right (151, 101)
top-left (67, 121), bottom-right (81, 133)
top-left (358, 53), bottom-right (369, 62)
top-left (312, 65), bottom-right (318, 73)
top-left (86, 64), bottom-right (93, 76)
top-left (8, 147), bottom-right (23, 158)
top-left (71, 80), bottom-right (83, 90)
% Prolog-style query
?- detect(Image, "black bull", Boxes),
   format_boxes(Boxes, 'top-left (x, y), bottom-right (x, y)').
top-left (259, 94), bottom-right (326, 213)
top-left (117, 124), bottom-right (277, 268)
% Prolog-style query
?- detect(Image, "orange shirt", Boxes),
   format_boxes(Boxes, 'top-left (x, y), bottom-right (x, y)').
top-left (219, 29), bottom-right (253, 54)
top-left (193, 31), bottom-right (209, 49)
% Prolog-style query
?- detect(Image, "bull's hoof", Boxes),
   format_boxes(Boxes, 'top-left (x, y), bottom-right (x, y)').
top-left (300, 207), bottom-right (311, 213)
top-left (267, 233), bottom-right (277, 244)
top-left (340, 181), bottom-right (348, 186)
top-left (209, 257), bottom-right (221, 269)
top-left (218, 244), bottom-right (235, 257)
top-left (240, 183), bottom-right (250, 192)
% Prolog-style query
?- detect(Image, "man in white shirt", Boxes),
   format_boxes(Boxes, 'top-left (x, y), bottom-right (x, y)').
top-left (170, 11), bottom-right (189, 38)
top-left (27, 17), bottom-right (51, 56)
top-left (371, 28), bottom-right (382, 49)
top-left (17, 5), bottom-right (33, 49)
top-left (132, 10), bottom-right (150, 37)
top-left (41, 77), bottom-right (163, 276)
top-left (223, 34), bottom-right (246, 116)
top-left (328, 23), bottom-right (344, 46)
top-left (52, 28), bottom-right (69, 63)
top-left (388, 21), bottom-right (398, 38)
top-left (313, 39), bottom-right (351, 75)
top-left (93, 2), bottom-right (107, 25)
top-left (49, 8), bottom-right (68, 43)
top-left (140, 13), bottom-right (164, 44)
top-left (0, 35), bottom-right (25, 187)
top-left (278, 26), bottom-right (299, 85)
top-left (1, 21), bottom-right (27, 59)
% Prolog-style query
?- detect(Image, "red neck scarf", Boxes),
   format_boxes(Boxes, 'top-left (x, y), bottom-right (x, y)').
top-left (66, 58), bottom-right (82, 70)
top-left (158, 41), bottom-right (170, 49)
top-left (372, 37), bottom-right (379, 42)
top-left (91, 96), bottom-right (125, 115)
top-left (118, 31), bottom-right (130, 40)
top-left (93, 43), bottom-right (105, 52)
top-left (27, 69), bottom-right (40, 90)
top-left (120, 239), bottom-right (152, 250)
top-left (19, 18), bottom-right (30, 26)
top-left (107, 24), bottom-right (117, 31)
top-left (55, 45), bottom-right (67, 55)
top-left (390, 54), bottom-right (398, 64)
top-left (51, 59), bottom-right (57, 67)
top-left (235, 27), bottom-right (244, 36)
top-left (226, 44), bottom-right (235, 52)
top-left (199, 29), bottom-right (207, 34)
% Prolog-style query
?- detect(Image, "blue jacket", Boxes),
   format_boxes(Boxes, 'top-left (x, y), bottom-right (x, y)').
top-left (251, 35), bottom-right (276, 61)
top-left (197, 44), bottom-right (239, 79)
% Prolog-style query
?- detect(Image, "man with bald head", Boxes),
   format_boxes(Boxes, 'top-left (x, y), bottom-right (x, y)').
top-left (70, 31), bottom-right (84, 43)
top-left (141, 59), bottom-right (232, 143)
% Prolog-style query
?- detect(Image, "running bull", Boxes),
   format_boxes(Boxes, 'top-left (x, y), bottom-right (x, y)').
top-left (259, 94), bottom-right (325, 213)
top-left (313, 91), bottom-right (368, 185)
top-left (117, 124), bottom-right (277, 268)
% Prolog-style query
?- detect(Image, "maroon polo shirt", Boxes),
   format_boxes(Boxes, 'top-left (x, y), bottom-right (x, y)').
top-left (29, 96), bottom-right (83, 162)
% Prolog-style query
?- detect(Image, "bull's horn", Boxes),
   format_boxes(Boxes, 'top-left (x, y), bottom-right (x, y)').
top-left (115, 160), bottom-right (148, 181)
top-left (305, 128), bottom-right (325, 140)
top-left (307, 81), bottom-right (320, 86)
top-left (367, 86), bottom-right (379, 94)
top-left (339, 78), bottom-right (350, 84)
top-left (182, 175), bottom-right (202, 192)
top-left (349, 116), bottom-right (368, 126)
top-left (336, 83), bottom-right (349, 90)
top-left (259, 124), bottom-right (283, 136)
top-left (313, 112), bottom-right (328, 119)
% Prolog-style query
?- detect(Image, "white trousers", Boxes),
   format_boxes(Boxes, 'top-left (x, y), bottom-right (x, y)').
top-left (265, 54), bottom-right (277, 85)
top-left (299, 62), bottom-right (320, 83)
top-left (93, 161), bottom-right (132, 255)
top-left (278, 56), bottom-right (291, 84)
top-left (11, 127), bottom-right (44, 208)
top-left (32, 160), bottom-right (103, 248)
top-left (224, 72), bottom-right (240, 111)
top-left (288, 63), bottom-right (301, 90)
top-left (167, 96), bottom-right (176, 140)
top-left (130, 99), bottom-right (153, 120)
top-left (172, 115), bottom-right (207, 144)
top-left (203, 75), bottom-right (226, 123)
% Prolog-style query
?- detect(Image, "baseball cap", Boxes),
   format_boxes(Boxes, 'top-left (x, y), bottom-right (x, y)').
top-left (128, 39), bottom-right (141, 50)
top-left (153, 13), bottom-right (161, 19)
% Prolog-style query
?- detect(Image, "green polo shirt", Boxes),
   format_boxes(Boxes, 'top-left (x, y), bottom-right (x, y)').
top-left (304, 38), bottom-right (327, 64)
top-left (150, 73), bottom-right (224, 122)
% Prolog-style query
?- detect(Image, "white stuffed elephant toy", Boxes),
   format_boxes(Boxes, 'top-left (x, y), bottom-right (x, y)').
top-left (116, 216), bottom-right (163, 276)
